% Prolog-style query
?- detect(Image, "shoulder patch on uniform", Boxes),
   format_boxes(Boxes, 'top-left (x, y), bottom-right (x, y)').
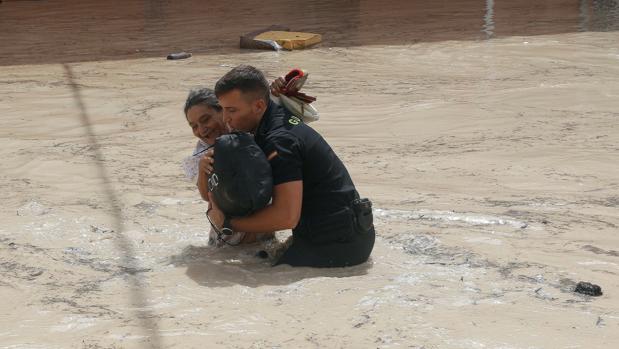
top-left (288, 116), bottom-right (301, 126)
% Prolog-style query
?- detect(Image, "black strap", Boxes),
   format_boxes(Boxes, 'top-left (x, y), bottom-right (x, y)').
top-left (205, 208), bottom-right (242, 246)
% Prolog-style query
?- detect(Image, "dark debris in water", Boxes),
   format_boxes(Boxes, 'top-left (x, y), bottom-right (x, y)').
top-left (0, 261), bottom-right (46, 281)
top-left (41, 296), bottom-right (117, 316)
top-left (90, 225), bottom-right (114, 234)
top-left (133, 201), bottom-right (159, 215)
top-left (574, 281), bottom-right (603, 297)
top-left (118, 266), bottom-right (152, 275)
top-left (582, 244), bottom-right (619, 257)
top-left (62, 247), bottom-right (115, 273)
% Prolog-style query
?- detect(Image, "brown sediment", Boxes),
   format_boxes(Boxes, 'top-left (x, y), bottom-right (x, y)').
top-left (1, 0), bottom-right (619, 348)
top-left (0, 0), bottom-right (618, 66)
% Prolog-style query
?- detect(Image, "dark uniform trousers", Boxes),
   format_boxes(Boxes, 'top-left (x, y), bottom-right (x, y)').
top-left (276, 226), bottom-right (375, 268)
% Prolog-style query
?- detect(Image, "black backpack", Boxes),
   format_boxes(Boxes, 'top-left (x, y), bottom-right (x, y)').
top-left (208, 132), bottom-right (273, 217)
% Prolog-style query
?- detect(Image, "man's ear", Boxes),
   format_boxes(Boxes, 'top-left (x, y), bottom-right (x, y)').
top-left (253, 98), bottom-right (267, 115)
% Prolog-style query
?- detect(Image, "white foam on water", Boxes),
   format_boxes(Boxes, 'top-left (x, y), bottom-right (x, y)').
top-left (374, 208), bottom-right (528, 229)
top-left (451, 297), bottom-right (477, 307)
top-left (212, 318), bottom-right (259, 334)
top-left (2, 345), bottom-right (60, 349)
top-left (160, 330), bottom-right (213, 337)
top-left (393, 273), bottom-right (423, 285)
top-left (577, 260), bottom-right (619, 268)
top-left (464, 236), bottom-right (503, 245)
top-left (160, 198), bottom-right (184, 205)
top-left (107, 334), bottom-right (149, 340)
top-left (16, 201), bottom-right (51, 216)
top-left (49, 316), bottom-right (98, 333)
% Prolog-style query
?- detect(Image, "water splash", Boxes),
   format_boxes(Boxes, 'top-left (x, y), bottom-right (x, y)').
top-left (374, 208), bottom-right (528, 229)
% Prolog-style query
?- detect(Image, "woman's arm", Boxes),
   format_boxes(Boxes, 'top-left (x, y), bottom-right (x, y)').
top-left (196, 155), bottom-right (210, 201)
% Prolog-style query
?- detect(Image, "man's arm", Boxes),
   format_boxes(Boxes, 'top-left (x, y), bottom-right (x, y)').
top-left (209, 180), bottom-right (302, 234)
top-left (232, 180), bottom-right (302, 233)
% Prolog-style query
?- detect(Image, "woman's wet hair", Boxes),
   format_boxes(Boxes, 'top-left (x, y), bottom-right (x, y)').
top-left (214, 64), bottom-right (270, 103)
top-left (184, 87), bottom-right (222, 116)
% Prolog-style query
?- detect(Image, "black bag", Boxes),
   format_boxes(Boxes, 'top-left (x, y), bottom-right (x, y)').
top-left (208, 132), bottom-right (273, 217)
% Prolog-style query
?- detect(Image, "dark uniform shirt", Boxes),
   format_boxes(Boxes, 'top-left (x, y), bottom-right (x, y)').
top-left (254, 101), bottom-right (358, 235)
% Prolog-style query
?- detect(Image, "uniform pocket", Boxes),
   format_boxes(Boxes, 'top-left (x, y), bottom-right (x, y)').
top-left (352, 198), bottom-right (374, 234)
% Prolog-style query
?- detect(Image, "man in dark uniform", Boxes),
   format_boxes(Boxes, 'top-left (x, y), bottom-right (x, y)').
top-left (205, 64), bottom-right (375, 267)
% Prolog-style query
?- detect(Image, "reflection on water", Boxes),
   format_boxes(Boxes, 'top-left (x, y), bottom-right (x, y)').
top-left (581, 0), bottom-right (592, 31)
top-left (0, 0), bottom-right (617, 65)
top-left (483, 0), bottom-right (496, 38)
top-left (579, 0), bottom-right (619, 31)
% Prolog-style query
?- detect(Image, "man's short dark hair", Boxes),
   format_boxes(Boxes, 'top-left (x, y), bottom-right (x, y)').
top-left (184, 87), bottom-right (222, 116)
top-left (214, 64), bottom-right (270, 103)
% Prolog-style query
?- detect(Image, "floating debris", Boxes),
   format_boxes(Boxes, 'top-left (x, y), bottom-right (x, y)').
top-left (240, 25), bottom-right (289, 51)
top-left (166, 52), bottom-right (192, 60)
top-left (574, 281), bottom-right (603, 296)
top-left (90, 225), bottom-right (113, 234)
top-left (254, 31), bottom-right (322, 50)
top-left (29, 270), bottom-right (43, 278)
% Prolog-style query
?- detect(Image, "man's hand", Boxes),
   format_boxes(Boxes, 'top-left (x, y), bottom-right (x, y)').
top-left (199, 148), bottom-right (215, 177)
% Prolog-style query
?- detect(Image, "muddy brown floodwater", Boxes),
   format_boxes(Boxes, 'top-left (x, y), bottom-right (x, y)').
top-left (1, 0), bottom-right (618, 348)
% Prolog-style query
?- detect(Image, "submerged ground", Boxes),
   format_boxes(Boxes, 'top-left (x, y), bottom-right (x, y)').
top-left (1, 0), bottom-right (618, 348)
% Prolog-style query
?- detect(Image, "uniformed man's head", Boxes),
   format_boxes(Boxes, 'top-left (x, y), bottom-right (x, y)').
top-left (215, 65), bottom-right (270, 132)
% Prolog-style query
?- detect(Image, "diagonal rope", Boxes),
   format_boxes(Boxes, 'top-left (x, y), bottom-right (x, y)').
top-left (63, 63), bottom-right (162, 348)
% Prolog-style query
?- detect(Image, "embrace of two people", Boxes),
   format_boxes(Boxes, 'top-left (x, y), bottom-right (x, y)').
top-left (183, 65), bottom-right (375, 268)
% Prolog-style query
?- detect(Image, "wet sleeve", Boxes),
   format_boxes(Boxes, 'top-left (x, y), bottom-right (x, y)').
top-left (263, 132), bottom-right (303, 185)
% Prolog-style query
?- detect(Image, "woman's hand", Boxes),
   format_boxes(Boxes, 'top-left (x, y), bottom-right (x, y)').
top-left (270, 77), bottom-right (287, 96)
top-left (207, 193), bottom-right (225, 228)
top-left (199, 148), bottom-right (215, 177)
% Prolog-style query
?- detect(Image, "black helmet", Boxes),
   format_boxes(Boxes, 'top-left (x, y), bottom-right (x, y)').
top-left (208, 132), bottom-right (273, 217)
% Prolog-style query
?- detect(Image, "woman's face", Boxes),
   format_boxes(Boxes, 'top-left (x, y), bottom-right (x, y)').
top-left (186, 104), bottom-right (226, 145)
